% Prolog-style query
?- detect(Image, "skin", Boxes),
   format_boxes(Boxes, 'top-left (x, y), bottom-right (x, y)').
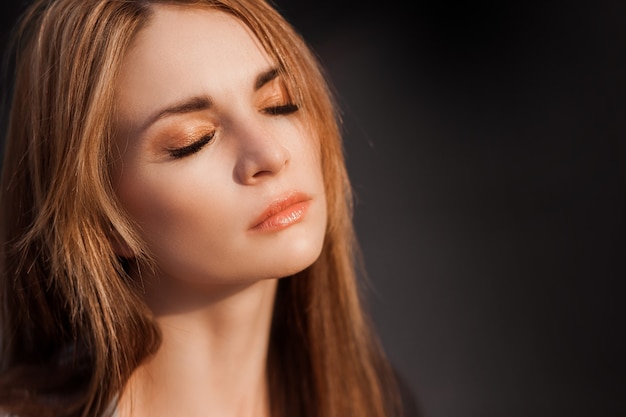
top-left (112, 5), bottom-right (327, 416)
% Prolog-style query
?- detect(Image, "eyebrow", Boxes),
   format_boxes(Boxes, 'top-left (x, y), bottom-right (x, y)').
top-left (254, 67), bottom-right (279, 91)
top-left (140, 95), bottom-right (212, 132)
top-left (139, 67), bottom-right (281, 132)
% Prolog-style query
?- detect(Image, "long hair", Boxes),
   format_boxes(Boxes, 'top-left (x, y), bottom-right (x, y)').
top-left (0, 1), bottom-right (403, 416)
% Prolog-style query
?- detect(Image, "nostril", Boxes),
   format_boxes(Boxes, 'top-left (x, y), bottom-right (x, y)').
top-left (252, 156), bottom-right (288, 178)
top-left (252, 169), bottom-right (272, 178)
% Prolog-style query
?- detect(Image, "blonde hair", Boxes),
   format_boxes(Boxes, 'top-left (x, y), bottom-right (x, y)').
top-left (0, 1), bottom-right (403, 416)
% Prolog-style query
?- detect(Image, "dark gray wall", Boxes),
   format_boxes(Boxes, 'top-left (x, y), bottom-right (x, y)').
top-left (273, 1), bottom-right (626, 417)
top-left (2, 1), bottom-right (625, 417)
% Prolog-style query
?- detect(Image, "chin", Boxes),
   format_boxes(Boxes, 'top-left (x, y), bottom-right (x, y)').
top-left (258, 233), bottom-right (325, 280)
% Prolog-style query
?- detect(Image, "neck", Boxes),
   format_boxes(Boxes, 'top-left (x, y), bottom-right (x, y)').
top-left (118, 277), bottom-right (278, 417)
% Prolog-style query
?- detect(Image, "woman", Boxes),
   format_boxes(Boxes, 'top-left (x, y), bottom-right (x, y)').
top-left (0, 1), bottom-right (414, 416)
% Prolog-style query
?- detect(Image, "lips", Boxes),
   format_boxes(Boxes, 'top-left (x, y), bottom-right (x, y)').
top-left (250, 192), bottom-right (312, 232)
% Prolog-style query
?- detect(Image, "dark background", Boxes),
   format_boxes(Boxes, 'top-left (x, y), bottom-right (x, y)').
top-left (2, 1), bottom-right (626, 417)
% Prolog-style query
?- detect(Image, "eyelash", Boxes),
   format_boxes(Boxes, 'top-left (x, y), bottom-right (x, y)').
top-left (168, 132), bottom-right (215, 159)
top-left (167, 103), bottom-right (299, 159)
top-left (262, 103), bottom-right (299, 115)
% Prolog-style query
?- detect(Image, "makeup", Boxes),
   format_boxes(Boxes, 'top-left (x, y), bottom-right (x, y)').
top-left (250, 192), bottom-right (311, 232)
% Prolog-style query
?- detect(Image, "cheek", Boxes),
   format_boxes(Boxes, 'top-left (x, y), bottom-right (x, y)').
top-left (114, 161), bottom-right (232, 251)
top-left (116, 164), bottom-right (183, 228)
top-left (115, 167), bottom-right (242, 281)
top-left (295, 124), bottom-right (324, 178)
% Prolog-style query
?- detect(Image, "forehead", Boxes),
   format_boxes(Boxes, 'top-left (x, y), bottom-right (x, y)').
top-left (116, 4), bottom-right (273, 122)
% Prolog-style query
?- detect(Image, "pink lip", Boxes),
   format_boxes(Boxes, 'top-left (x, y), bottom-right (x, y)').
top-left (250, 192), bottom-right (312, 232)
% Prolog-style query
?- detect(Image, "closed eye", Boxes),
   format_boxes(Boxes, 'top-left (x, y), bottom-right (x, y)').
top-left (168, 132), bottom-right (215, 159)
top-left (262, 103), bottom-right (299, 116)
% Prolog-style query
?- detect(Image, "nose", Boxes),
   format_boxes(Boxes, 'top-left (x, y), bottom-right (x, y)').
top-left (233, 122), bottom-right (290, 185)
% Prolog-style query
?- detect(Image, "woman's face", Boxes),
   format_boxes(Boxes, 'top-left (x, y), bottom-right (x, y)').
top-left (112, 5), bottom-right (327, 286)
